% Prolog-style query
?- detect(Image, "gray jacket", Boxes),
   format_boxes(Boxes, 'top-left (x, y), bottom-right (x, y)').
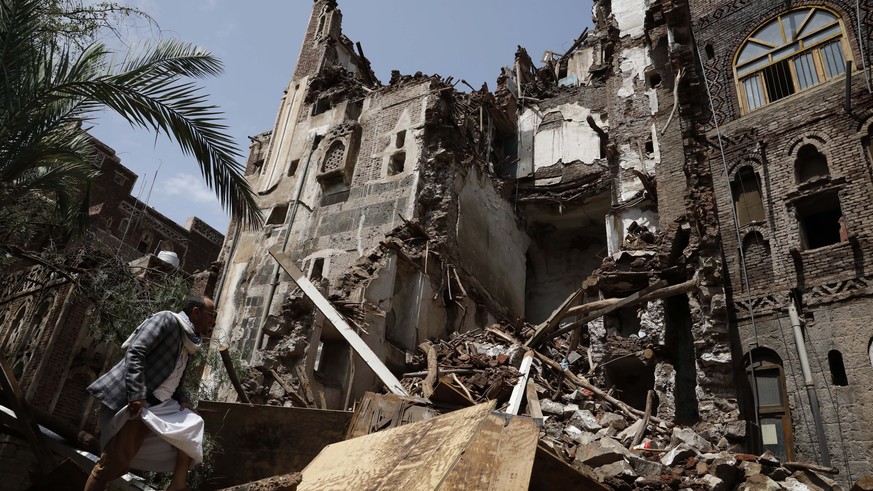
top-left (87, 311), bottom-right (192, 411)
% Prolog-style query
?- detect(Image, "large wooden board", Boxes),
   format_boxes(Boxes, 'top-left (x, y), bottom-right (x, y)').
top-left (440, 414), bottom-right (539, 490)
top-left (199, 401), bottom-right (352, 490)
top-left (299, 401), bottom-right (540, 491)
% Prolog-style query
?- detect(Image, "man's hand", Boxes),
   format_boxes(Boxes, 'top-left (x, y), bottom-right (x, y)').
top-left (128, 399), bottom-right (146, 418)
top-left (180, 401), bottom-right (196, 413)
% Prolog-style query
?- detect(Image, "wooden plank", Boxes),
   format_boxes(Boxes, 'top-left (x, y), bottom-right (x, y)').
top-left (441, 414), bottom-right (538, 491)
top-left (295, 365), bottom-right (316, 405)
top-left (525, 378), bottom-right (543, 424)
top-left (506, 350), bottom-right (533, 415)
top-left (439, 414), bottom-right (506, 490)
top-left (525, 286), bottom-right (585, 348)
top-left (344, 392), bottom-right (436, 440)
top-left (268, 246), bottom-right (410, 397)
top-left (298, 402), bottom-right (496, 491)
top-left (199, 401), bottom-right (352, 489)
top-left (529, 443), bottom-right (610, 491)
top-left (562, 278), bottom-right (698, 319)
top-left (268, 369), bottom-right (309, 407)
top-left (489, 416), bottom-right (540, 490)
top-left (419, 342), bottom-right (438, 399)
top-left (0, 354), bottom-right (55, 473)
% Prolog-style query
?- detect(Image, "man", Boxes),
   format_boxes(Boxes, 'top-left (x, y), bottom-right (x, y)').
top-left (84, 296), bottom-right (217, 491)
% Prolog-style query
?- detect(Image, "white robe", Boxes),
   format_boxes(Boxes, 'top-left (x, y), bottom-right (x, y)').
top-left (100, 399), bottom-right (204, 473)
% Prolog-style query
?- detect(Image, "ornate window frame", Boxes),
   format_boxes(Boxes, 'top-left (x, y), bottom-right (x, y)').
top-left (734, 7), bottom-right (853, 113)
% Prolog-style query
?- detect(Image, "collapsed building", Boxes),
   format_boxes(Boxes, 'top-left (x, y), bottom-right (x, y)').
top-left (210, 0), bottom-right (873, 486)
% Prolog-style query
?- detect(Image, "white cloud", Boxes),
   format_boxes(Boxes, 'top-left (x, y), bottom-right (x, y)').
top-left (161, 173), bottom-right (218, 204)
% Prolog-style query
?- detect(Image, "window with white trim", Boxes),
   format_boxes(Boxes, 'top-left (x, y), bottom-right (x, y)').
top-left (735, 8), bottom-right (852, 113)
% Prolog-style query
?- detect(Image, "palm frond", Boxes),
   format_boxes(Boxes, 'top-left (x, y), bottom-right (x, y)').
top-left (0, 0), bottom-right (262, 229)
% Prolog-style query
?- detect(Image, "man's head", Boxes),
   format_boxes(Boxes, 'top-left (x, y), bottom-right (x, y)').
top-left (182, 296), bottom-right (216, 337)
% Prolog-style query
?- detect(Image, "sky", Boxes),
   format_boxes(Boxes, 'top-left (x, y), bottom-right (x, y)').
top-left (88, 1), bottom-right (593, 233)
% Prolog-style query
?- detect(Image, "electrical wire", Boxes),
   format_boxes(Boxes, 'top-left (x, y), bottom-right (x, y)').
top-left (692, 30), bottom-right (764, 435)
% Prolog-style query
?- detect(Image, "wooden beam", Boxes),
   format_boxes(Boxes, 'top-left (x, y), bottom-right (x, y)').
top-left (525, 378), bottom-right (543, 425)
top-left (0, 354), bottom-right (55, 472)
top-left (418, 342), bottom-right (438, 399)
top-left (534, 351), bottom-right (673, 430)
top-left (630, 390), bottom-right (654, 448)
top-left (268, 369), bottom-right (309, 408)
top-left (562, 278), bottom-right (698, 320)
top-left (546, 280), bottom-right (668, 341)
top-left (506, 350), bottom-right (534, 415)
top-left (525, 286), bottom-right (586, 348)
top-left (219, 347), bottom-right (251, 404)
top-left (268, 246), bottom-right (411, 397)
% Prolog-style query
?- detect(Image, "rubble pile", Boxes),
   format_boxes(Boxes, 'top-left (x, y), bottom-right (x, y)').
top-left (402, 324), bottom-right (844, 490)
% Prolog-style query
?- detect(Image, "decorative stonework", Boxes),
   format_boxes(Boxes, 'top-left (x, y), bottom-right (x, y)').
top-left (733, 273), bottom-right (873, 319)
top-left (118, 201), bottom-right (187, 244)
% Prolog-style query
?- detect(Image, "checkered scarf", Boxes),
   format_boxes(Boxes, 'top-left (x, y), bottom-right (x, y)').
top-left (121, 311), bottom-right (202, 354)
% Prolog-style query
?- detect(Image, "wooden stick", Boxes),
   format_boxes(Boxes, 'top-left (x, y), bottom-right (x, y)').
top-left (268, 369), bottom-right (309, 408)
top-left (548, 280), bottom-right (668, 340)
top-left (661, 67), bottom-right (684, 135)
top-left (525, 285), bottom-right (586, 347)
top-left (418, 342), bottom-right (438, 399)
top-left (533, 351), bottom-right (673, 429)
top-left (219, 346), bottom-right (251, 404)
top-left (781, 462), bottom-right (839, 475)
top-left (563, 278), bottom-right (698, 320)
top-left (506, 350), bottom-right (534, 415)
top-left (296, 365), bottom-right (316, 405)
top-left (402, 368), bottom-right (480, 378)
top-left (269, 246), bottom-right (411, 397)
top-left (451, 373), bottom-right (474, 401)
top-left (631, 390), bottom-right (654, 447)
top-left (525, 378), bottom-right (543, 423)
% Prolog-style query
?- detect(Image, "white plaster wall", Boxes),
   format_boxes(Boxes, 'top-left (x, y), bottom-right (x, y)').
top-left (456, 166), bottom-right (529, 316)
top-left (606, 208), bottom-right (661, 255)
top-left (613, 0), bottom-right (649, 39)
top-left (517, 110), bottom-right (537, 178)
top-left (260, 80), bottom-right (308, 193)
top-left (616, 46), bottom-right (650, 98)
top-left (521, 104), bottom-right (607, 174)
top-left (567, 46), bottom-right (598, 85)
top-left (533, 105), bottom-right (602, 168)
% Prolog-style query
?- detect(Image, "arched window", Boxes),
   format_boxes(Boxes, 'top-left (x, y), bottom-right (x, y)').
top-left (828, 350), bottom-right (848, 386)
top-left (795, 144), bottom-right (829, 183)
top-left (742, 232), bottom-right (773, 289)
top-left (137, 231), bottom-right (153, 254)
top-left (732, 166), bottom-right (765, 226)
top-left (2, 305), bottom-right (29, 354)
top-left (868, 338), bottom-right (873, 372)
top-left (745, 348), bottom-right (794, 461)
top-left (736, 8), bottom-right (852, 113)
top-left (321, 141), bottom-right (346, 173)
top-left (15, 296), bottom-right (54, 379)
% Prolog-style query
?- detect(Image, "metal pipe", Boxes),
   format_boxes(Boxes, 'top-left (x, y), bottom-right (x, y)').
top-left (252, 135), bottom-right (320, 356)
top-left (787, 294), bottom-right (831, 467)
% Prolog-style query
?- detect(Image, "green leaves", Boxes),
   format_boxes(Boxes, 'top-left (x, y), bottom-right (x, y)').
top-left (0, 0), bottom-right (262, 231)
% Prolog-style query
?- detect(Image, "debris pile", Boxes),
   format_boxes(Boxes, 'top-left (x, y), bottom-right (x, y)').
top-left (402, 324), bottom-right (843, 490)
